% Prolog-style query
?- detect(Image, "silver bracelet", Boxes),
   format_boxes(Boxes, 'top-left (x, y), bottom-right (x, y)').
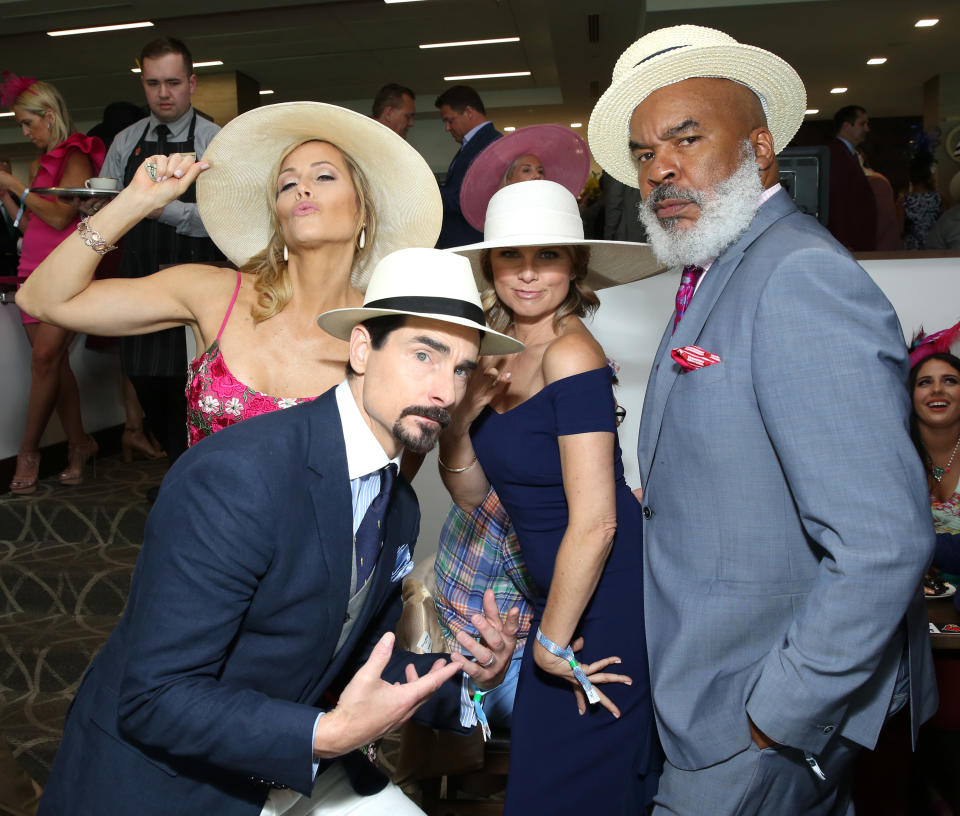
top-left (437, 454), bottom-right (477, 473)
top-left (76, 216), bottom-right (117, 255)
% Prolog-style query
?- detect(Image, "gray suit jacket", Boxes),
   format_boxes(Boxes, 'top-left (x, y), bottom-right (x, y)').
top-left (637, 189), bottom-right (938, 771)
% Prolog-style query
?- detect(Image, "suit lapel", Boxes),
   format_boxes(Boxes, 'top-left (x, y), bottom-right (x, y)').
top-left (637, 190), bottom-right (798, 486)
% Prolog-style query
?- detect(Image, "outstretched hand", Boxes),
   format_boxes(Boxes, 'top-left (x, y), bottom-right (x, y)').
top-left (533, 635), bottom-right (632, 719)
top-left (449, 588), bottom-right (521, 690)
top-left (313, 632), bottom-right (461, 759)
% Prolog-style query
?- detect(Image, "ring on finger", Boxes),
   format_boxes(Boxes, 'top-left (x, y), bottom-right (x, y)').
top-left (145, 162), bottom-right (158, 182)
top-left (480, 654), bottom-right (496, 668)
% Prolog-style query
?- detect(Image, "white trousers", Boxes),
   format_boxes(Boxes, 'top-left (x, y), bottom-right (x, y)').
top-left (260, 761), bottom-right (425, 816)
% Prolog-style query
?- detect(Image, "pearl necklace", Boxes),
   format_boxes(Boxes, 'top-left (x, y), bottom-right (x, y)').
top-left (928, 432), bottom-right (960, 483)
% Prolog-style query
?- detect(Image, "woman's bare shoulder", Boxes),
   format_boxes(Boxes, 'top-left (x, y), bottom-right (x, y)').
top-left (542, 325), bottom-right (606, 384)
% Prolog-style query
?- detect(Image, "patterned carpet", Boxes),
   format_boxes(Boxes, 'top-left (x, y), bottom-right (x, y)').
top-left (0, 455), bottom-right (167, 784)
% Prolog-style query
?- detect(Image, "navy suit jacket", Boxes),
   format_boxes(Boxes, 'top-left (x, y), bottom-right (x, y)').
top-left (39, 389), bottom-right (463, 816)
top-left (435, 121), bottom-right (502, 248)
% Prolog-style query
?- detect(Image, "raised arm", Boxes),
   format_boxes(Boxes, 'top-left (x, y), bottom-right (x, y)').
top-left (438, 359), bottom-right (510, 512)
top-left (16, 153), bottom-right (212, 335)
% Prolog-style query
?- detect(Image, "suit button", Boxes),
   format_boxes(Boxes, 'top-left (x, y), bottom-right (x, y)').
top-left (822, 725), bottom-right (834, 734)
top-left (344, 613), bottom-right (351, 622)
top-left (643, 506), bottom-right (654, 520)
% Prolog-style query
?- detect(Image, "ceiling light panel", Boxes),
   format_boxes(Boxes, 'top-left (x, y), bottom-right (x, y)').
top-left (420, 37), bottom-right (519, 49)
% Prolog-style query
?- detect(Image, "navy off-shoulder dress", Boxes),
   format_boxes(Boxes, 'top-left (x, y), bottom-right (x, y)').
top-left (470, 367), bottom-right (661, 813)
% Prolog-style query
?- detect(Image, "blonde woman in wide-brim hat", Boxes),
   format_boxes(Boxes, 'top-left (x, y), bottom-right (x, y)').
top-left (17, 101), bottom-right (442, 447)
top-left (438, 179), bottom-right (665, 813)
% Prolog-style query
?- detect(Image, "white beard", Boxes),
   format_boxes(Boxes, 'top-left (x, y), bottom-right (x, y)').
top-left (638, 141), bottom-right (765, 268)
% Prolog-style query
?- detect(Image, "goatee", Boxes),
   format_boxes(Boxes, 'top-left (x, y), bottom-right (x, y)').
top-left (393, 405), bottom-right (451, 454)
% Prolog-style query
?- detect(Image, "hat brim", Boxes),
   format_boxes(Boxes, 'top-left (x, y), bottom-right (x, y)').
top-left (449, 236), bottom-right (668, 291)
top-left (460, 125), bottom-right (591, 232)
top-left (196, 102), bottom-right (442, 289)
top-left (588, 43), bottom-right (806, 188)
top-left (317, 307), bottom-right (523, 356)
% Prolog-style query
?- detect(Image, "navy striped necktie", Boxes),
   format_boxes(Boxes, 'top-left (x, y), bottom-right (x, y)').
top-left (355, 463), bottom-right (397, 586)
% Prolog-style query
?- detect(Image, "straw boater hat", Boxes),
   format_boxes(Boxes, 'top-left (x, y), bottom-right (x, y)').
top-left (588, 25), bottom-right (807, 188)
top-left (459, 124), bottom-right (591, 232)
top-left (196, 101), bottom-right (442, 290)
top-left (317, 247), bottom-right (523, 356)
top-left (450, 179), bottom-right (667, 290)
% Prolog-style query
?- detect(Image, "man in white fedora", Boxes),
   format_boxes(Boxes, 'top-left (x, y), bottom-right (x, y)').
top-left (589, 25), bottom-right (937, 813)
top-left (37, 248), bottom-right (523, 816)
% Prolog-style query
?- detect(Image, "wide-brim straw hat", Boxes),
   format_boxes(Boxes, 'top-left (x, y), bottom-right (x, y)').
top-left (460, 124), bottom-right (590, 232)
top-left (317, 247), bottom-right (523, 356)
top-left (588, 25), bottom-right (806, 188)
top-left (196, 101), bottom-right (442, 290)
top-left (449, 179), bottom-right (667, 290)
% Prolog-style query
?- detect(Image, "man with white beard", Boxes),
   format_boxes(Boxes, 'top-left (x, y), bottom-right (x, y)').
top-left (589, 26), bottom-right (937, 814)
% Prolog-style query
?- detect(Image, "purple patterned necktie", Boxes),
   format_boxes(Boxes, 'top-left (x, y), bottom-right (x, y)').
top-left (672, 264), bottom-right (704, 333)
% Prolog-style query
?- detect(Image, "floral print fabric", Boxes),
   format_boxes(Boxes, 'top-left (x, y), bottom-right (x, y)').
top-left (186, 342), bottom-right (313, 446)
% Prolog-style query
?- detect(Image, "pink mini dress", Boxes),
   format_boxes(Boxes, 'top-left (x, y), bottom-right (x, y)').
top-left (18, 132), bottom-right (105, 324)
top-left (186, 270), bottom-right (315, 446)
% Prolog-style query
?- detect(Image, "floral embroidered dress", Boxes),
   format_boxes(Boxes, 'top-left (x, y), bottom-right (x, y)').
top-left (932, 488), bottom-right (960, 535)
top-left (186, 270), bottom-right (314, 446)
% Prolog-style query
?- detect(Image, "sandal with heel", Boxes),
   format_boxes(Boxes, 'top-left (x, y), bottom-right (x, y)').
top-left (9, 452), bottom-right (41, 495)
top-left (121, 426), bottom-right (163, 462)
top-left (59, 437), bottom-right (98, 486)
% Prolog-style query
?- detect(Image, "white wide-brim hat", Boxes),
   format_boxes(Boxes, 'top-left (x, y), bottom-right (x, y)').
top-left (317, 247), bottom-right (523, 356)
top-left (450, 179), bottom-right (667, 289)
top-left (460, 124), bottom-right (591, 232)
top-left (588, 25), bottom-right (806, 188)
top-left (196, 101), bottom-right (442, 290)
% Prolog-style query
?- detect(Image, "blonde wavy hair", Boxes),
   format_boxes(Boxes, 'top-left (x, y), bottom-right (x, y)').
top-left (12, 80), bottom-right (75, 150)
top-left (242, 139), bottom-right (377, 324)
top-left (479, 245), bottom-right (599, 334)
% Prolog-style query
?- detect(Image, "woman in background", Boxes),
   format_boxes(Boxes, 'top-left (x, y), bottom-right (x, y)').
top-left (0, 73), bottom-right (104, 493)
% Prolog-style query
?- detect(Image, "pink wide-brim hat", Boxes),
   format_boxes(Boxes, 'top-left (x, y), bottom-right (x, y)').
top-left (460, 124), bottom-right (590, 232)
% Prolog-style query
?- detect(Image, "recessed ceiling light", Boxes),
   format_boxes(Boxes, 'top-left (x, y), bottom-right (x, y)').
top-left (805, 109), bottom-right (820, 115)
top-left (915, 18), bottom-right (939, 27)
top-left (0, 112), bottom-right (15, 118)
top-left (131, 60), bottom-right (223, 73)
top-left (47, 21), bottom-right (153, 37)
top-left (867, 58), bottom-right (887, 65)
top-left (420, 37), bottom-right (519, 49)
top-left (259, 90), bottom-right (275, 95)
top-left (384, 0), bottom-right (425, 3)
top-left (830, 87), bottom-right (848, 94)
top-left (504, 126), bottom-right (516, 132)
top-left (443, 71), bottom-right (531, 81)
top-left (570, 122), bottom-right (582, 128)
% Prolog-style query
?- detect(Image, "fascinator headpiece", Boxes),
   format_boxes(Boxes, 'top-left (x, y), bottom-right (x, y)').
top-left (0, 71), bottom-right (37, 109)
top-left (909, 319), bottom-right (960, 370)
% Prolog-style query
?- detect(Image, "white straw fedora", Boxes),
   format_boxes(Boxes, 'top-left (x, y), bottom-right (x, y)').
top-left (588, 25), bottom-right (806, 188)
top-left (317, 247), bottom-right (523, 356)
top-left (450, 180), bottom-right (667, 290)
top-left (460, 124), bottom-right (591, 232)
top-left (196, 101), bottom-right (442, 290)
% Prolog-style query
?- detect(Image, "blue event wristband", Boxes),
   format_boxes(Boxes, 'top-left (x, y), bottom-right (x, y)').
top-left (535, 628), bottom-right (600, 704)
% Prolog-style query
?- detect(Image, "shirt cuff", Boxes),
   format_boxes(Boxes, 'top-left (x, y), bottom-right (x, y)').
top-left (311, 710), bottom-right (325, 779)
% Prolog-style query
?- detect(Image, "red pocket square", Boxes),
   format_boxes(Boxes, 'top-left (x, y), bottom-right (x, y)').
top-left (671, 345), bottom-right (722, 371)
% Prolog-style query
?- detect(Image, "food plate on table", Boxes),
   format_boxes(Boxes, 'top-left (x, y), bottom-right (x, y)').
top-left (924, 579), bottom-right (956, 600)
top-left (30, 187), bottom-right (119, 198)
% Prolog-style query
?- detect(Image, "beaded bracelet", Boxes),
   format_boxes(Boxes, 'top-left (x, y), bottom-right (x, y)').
top-left (438, 454), bottom-right (477, 473)
top-left (76, 216), bottom-right (118, 255)
top-left (535, 629), bottom-right (600, 704)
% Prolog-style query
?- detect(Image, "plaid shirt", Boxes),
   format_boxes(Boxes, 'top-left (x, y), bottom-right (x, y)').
top-left (434, 488), bottom-right (536, 654)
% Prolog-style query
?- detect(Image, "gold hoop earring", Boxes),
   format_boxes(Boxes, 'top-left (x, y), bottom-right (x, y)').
top-left (358, 225), bottom-right (366, 251)
top-left (283, 244), bottom-right (289, 262)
